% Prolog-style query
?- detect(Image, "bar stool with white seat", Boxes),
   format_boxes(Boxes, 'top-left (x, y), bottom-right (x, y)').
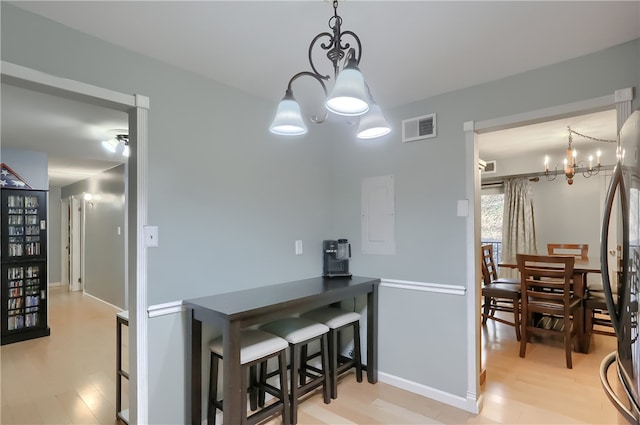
top-left (260, 317), bottom-right (331, 425)
top-left (208, 329), bottom-right (290, 425)
top-left (302, 306), bottom-right (363, 399)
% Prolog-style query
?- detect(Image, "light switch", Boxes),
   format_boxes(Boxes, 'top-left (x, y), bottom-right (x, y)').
top-left (295, 240), bottom-right (303, 255)
top-left (457, 200), bottom-right (469, 217)
top-left (144, 225), bottom-right (159, 247)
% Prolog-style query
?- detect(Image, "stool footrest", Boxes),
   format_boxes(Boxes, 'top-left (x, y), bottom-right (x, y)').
top-left (248, 402), bottom-right (284, 425)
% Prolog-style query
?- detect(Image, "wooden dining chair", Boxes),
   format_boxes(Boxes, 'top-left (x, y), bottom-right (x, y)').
top-left (481, 244), bottom-right (521, 340)
top-left (547, 243), bottom-right (589, 261)
top-left (517, 254), bottom-right (580, 369)
top-left (584, 291), bottom-right (616, 340)
top-left (547, 243), bottom-right (611, 295)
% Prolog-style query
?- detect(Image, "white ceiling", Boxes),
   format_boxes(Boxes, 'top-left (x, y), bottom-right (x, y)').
top-left (2, 1), bottom-right (638, 186)
top-left (1, 83), bottom-right (128, 187)
top-left (479, 109), bottom-right (619, 163)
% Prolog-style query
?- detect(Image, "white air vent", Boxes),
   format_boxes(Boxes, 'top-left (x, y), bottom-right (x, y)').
top-left (481, 160), bottom-right (497, 174)
top-left (402, 113), bottom-right (436, 143)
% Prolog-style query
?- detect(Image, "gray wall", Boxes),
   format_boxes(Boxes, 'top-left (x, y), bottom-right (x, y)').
top-left (2, 3), bottom-right (639, 423)
top-left (48, 186), bottom-right (62, 284)
top-left (481, 174), bottom-right (606, 257)
top-left (62, 165), bottom-right (126, 309)
top-left (532, 175), bottom-right (605, 255)
top-left (332, 38), bottom-right (640, 400)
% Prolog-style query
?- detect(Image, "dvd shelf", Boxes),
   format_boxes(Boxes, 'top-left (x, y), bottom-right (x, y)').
top-left (1, 189), bottom-right (50, 345)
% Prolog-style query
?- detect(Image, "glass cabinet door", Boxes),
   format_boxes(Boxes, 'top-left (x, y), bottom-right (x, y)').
top-left (2, 262), bottom-right (47, 335)
top-left (2, 190), bottom-right (47, 262)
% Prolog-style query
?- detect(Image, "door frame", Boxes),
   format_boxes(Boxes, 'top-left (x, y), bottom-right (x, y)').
top-left (68, 195), bottom-right (83, 291)
top-left (464, 89), bottom-right (634, 411)
top-left (1, 61), bottom-right (150, 424)
top-left (60, 197), bottom-right (70, 288)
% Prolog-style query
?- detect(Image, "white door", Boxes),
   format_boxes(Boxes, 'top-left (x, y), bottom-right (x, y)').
top-left (61, 198), bottom-right (70, 287)
top-left (69, 196), bottom-right (82, 291)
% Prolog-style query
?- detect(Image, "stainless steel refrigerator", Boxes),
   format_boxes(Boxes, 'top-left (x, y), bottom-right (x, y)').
top-left (601, 109), bottom-right (640, 424)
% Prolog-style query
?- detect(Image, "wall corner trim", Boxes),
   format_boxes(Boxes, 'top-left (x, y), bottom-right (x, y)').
top-left (135, 94), bottom-right (150, 109)
top-left (463, 121), bottom-right (475, 132)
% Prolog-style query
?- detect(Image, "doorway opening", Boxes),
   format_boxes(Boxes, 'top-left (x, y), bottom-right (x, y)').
top-left (1, 61), bottom-right (149, 423)
top-left (465, 89), bottom-right (634, 414)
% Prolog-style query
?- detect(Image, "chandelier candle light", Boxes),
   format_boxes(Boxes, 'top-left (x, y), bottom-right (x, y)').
top-left (544, 126), bottom-right (616, 185)
top-left (269, 0), bottom-right (390, 139)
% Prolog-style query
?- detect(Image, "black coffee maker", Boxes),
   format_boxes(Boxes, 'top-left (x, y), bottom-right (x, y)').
top-left (322, 239), bottom-right (352, 278)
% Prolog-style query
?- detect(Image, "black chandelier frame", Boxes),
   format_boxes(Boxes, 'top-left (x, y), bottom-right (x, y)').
top-left (282, 0), bottom-right (364, 123)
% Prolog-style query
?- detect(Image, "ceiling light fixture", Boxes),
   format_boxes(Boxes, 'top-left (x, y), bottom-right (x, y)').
top-left (544, 126), bottom-right (616, 185)
top-left (269, 0), bottom-right (390, 139)
top-left (101, 134), bottom-right (130, 157)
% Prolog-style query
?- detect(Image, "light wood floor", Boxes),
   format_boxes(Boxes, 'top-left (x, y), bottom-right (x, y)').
top-left (2, 288), bottom-right (621, 424)
top-left (1, 286), bottom-right (126, 425)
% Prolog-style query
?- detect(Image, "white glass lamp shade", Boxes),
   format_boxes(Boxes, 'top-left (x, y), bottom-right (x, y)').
top-left (325, 64), bottom-right (369, 116)
top-left (269, 94), bottom-right (308, 136)
top-left (101, 138), bottom-right (119, 153)
top-left (356, 104), bottom-right (391, 139)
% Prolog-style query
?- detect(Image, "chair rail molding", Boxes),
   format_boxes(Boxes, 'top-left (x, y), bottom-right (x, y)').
top-left (381, 278), bottom-right (465, 295)
top-left (148, 300), bottom-right (185, 318)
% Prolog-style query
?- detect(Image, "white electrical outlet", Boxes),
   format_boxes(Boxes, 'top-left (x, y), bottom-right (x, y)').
top-left (295, 240), bottom-right (303, 255)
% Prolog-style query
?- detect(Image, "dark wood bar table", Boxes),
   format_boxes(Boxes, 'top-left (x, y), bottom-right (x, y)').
top-left (184, 276), bottom-right (380, 425)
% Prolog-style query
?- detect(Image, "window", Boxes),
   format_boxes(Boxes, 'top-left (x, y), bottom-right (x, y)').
top-left (481, 191), bottom-right (504, 263)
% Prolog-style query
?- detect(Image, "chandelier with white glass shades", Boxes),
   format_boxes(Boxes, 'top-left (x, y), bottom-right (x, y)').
top-left (269, 0), bottom-right (390, 140)
top-left (101, 133), bottom-right (130, 157)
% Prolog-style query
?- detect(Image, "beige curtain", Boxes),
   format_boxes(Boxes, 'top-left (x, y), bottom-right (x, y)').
top-left (501, 178), bottom-right (537, 278)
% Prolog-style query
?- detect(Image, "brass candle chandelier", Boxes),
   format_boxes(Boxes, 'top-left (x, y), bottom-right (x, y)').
top-left (544, 126), bottom-right (616, 185)
top-left (269, 0), bottom-right (390, 139)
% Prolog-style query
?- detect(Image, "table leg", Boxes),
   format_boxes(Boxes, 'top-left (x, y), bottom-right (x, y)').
top-left (116, 316), bottom-right (122, 417)
top-left (366, 285), bottom-right (379, 383)
top-left (187, 309), bottom-right (202, 425)
top-left (222, 320), bottom-right (242, 425)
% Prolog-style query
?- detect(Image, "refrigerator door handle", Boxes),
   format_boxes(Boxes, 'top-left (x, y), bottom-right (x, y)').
top-left (600, 351), bottom-right (638, 423)
top-left (601, 162), bottom-right (626, 336)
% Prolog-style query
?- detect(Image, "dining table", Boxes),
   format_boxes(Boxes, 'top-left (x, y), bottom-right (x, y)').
top-left (499, 256), bottom-right (602, 354)
top-left (183, 275), bottom-right (380, 425)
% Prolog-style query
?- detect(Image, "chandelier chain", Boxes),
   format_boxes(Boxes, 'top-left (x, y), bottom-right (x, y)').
top-left (569, 128), bottom-right (616, 144)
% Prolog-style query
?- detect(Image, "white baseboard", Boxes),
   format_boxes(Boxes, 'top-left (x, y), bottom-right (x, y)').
top-left (48, 281), bottom-right (63, 287)
top-left (379, 371), bottom-right (481, 414)
top-left (83, 291), bottom-right (124, 312)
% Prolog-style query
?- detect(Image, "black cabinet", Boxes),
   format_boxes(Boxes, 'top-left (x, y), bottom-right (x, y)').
top-left (1, 189), bottom-right (50, 344)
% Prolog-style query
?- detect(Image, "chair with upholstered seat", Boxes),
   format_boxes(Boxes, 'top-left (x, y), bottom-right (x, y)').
top-left (302, 306), bottom-right (363, 399)
top-left (517, 254), bottom-right (580, 369)
top-left (481, 244), bottom-right (521, 340)
top-left (260, 317), bottom-right (331, 425)
top-left (208, 329), bottom-right (290, 425)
